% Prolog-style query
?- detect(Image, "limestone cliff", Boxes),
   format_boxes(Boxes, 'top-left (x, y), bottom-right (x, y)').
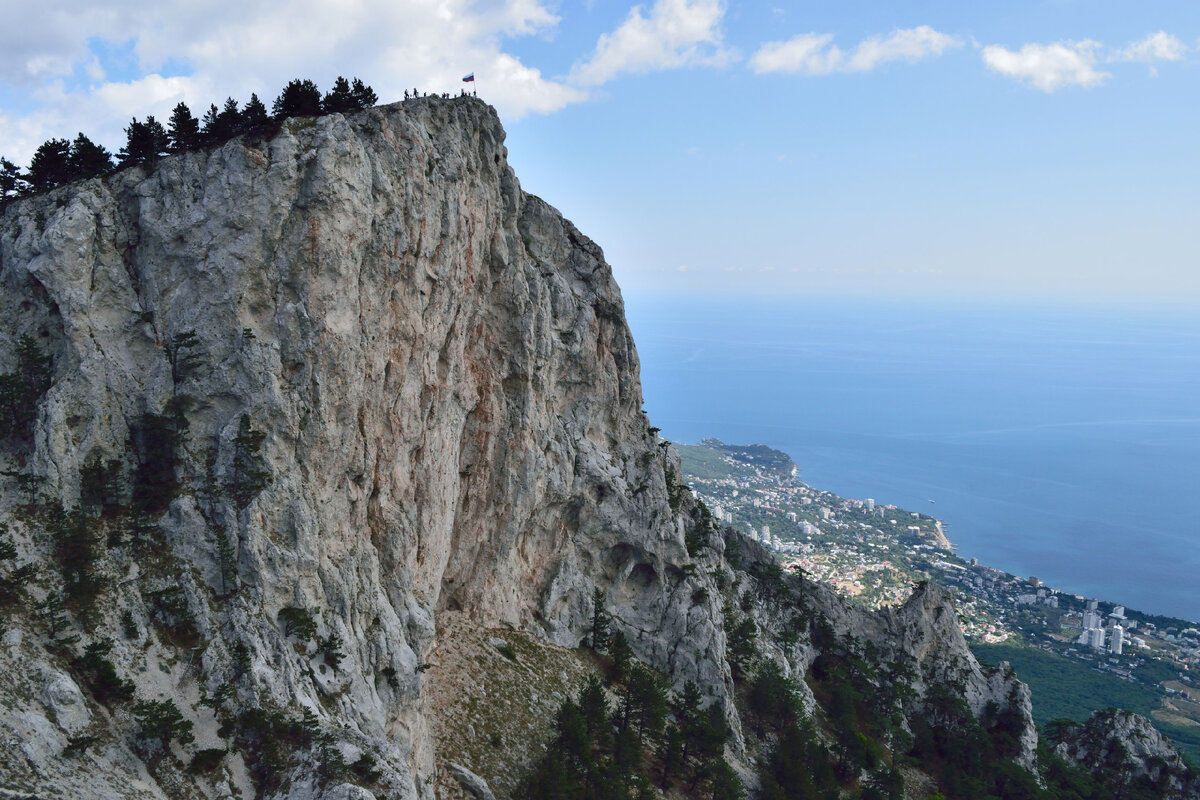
top-left (1053, 710), bottom-right (1200, 799)
top-left (0, 97), bottom-right (1036, 799)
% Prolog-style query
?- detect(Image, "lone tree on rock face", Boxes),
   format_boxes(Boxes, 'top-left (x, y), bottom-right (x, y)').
top-left (272, 79), bottom-right (322, 119)
top-left (590, 587), bottom-right (610, 651)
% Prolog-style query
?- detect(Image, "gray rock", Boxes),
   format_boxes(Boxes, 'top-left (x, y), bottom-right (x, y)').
top-left (1053, 709), bottom-right (1199, 799)
top-left (40, 668), bottom-right (91, 734)
top-left (447, 762), bottom-right (498, 800)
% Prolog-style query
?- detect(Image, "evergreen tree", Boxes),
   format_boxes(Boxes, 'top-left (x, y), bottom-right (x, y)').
top-left (229, 414), bottom-right (270, 509)
top-left (214, 97), bottom-right (243, 140)
top-left (590, 587), bottom-right (610, 650)
top-left (27, 138), bottom-right (72, 191)
top-left (659, 724), bottom-right (685, 788)
top-left (119, 117), bottom-right (169, 165)
top-left (610, 629), bottom-right (633, 684)
top-left (1, 157), bottom-right (26, 202)
top-left (241, 93), bottom-right (272, 135)
top-left (200, 104), bottom-right (221, 144)
top-left (272, 79), bottom-right (322, 119)
top-left (323, 76), bottom-right (357, 114)
top-left (167, 102), bottom-right (201, 151)
top-left (68, 133), bottom-right (113, 179)
top-left (0, 334), bottom-right (53, 442)
top-left (350, 78), bottom-right (377, 108)
top-left (132, 698), bottom-right (194, 752)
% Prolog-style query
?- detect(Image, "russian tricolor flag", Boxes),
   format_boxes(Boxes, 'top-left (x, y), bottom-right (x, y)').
top-left (462, 73), bottom-right (475, 82)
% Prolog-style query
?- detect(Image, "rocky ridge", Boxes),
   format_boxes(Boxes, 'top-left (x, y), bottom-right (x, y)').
top-left (0, 96), bottom-right (1089, 798)
top-left (1053, 709), bottom-right (1200, 799)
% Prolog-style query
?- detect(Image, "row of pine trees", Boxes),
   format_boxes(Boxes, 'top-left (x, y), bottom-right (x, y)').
top-left (0, 77), bottom-right (377, 203)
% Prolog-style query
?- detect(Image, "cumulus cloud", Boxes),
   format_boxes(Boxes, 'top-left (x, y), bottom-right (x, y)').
top-left (981, 40), bottom-right (1108, 91)
top-left (1109, 31), bottom-right (1187, 63)
top-left (0, 0), bottom-right (585, 163)
top-left (570, 0), bottom-right (732, 86)
top-left (750, 26), bottom-right (961, 75)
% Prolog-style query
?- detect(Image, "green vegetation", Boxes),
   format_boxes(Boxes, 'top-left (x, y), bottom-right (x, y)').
top-left (973, 644), bottom-right (1160, 724)
top-left (71, 638), bottom-right (134, 705)
top-left (228, 414), bottom-right (270, 509)
top-left (280, 606), bottom-right (318, 642)
top-left (132, 698), bottom-right (195, 752)
top-left (974, 643), bottom-right (1200, 766)
top-left (677, 444), bottom-right (739, 481)
top-left (48, 505), bottom-right (105, 613)
top-left (521, 671), bottom-right (739, 800)
top-left (0, 525), bottom-right (35, 614)
top-left (0, 335), bottom-right (53, 443)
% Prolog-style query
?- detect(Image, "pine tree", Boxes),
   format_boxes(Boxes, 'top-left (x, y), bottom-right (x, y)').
top-left (214, 97), bottom-right (243, 140)
top-left (590, 587), bottom-right (610, 651)
top-left (27, 138), bottom-right (72, 191)
top-left (323, 76), bottom-right (356, 114)
top-left (610, 629), bottom-right (633, 684)
top-left (132, 698), bottom-right (194, 752)
top-left (0, 157), bottom-right (26, 203)
top-left (68, 133), bottom-right (113, 179)
top-left (229, 414), bottom-right (270, 509)
top-left (241, 94), bottom-right (272, 135)
top-left (200, 104), bottom-right (221, 143)
top-left (119, 117), bottom-right (169, 165)
top-left (350, 78), bottom-right (378, 108)
top-left (167, 102), bottom-right (201, 152)
top-left (272, 79), bottom-right (322, 119)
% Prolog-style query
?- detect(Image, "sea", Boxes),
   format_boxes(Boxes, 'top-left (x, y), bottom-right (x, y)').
top-left (624, 296), bottom-right (1200, 623)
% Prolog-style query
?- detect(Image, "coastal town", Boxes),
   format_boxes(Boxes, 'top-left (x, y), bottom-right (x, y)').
top-left (678, 438), bottom-right (1200, 761)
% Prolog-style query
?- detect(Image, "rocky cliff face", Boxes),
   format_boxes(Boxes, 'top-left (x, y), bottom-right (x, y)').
top-left (1, 97), bottom-right (1036, 799)
top-left (1053, 710), bottom-right (1200, 799)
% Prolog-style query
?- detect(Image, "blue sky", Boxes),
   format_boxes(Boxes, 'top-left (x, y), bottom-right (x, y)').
top-left (2, 1), bottom-right (1196, 303)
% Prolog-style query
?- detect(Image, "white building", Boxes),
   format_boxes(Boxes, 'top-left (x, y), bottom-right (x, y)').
top-left (1110, 625), bottom-right (1124, 655)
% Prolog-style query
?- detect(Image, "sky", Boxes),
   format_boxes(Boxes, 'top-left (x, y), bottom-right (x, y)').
top-left (1, 1), bottom-right (1197, 303)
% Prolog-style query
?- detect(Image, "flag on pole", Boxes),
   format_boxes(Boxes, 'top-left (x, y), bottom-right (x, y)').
top-left (462, 73), bottom-right (475, 82)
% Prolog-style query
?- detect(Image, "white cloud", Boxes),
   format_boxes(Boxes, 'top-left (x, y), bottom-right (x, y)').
top-left (0, 0), bottom-right (584, 163)
top-left (750, 26), bottom-right (960, 75)
top-left (1110, 32), bottom-right (1187, 63)
top-left (751, 33), bottom-right (841, 75)
top-left (981, 40), bottom-right (1108, 91)
top-left (847, 26), bottom-right (962, 71)
top-left (570, 0), bottom-right (732, 86)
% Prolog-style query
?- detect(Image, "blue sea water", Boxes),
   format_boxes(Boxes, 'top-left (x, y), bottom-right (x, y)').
top-left (624, 296), bottom-right (1200, 622)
